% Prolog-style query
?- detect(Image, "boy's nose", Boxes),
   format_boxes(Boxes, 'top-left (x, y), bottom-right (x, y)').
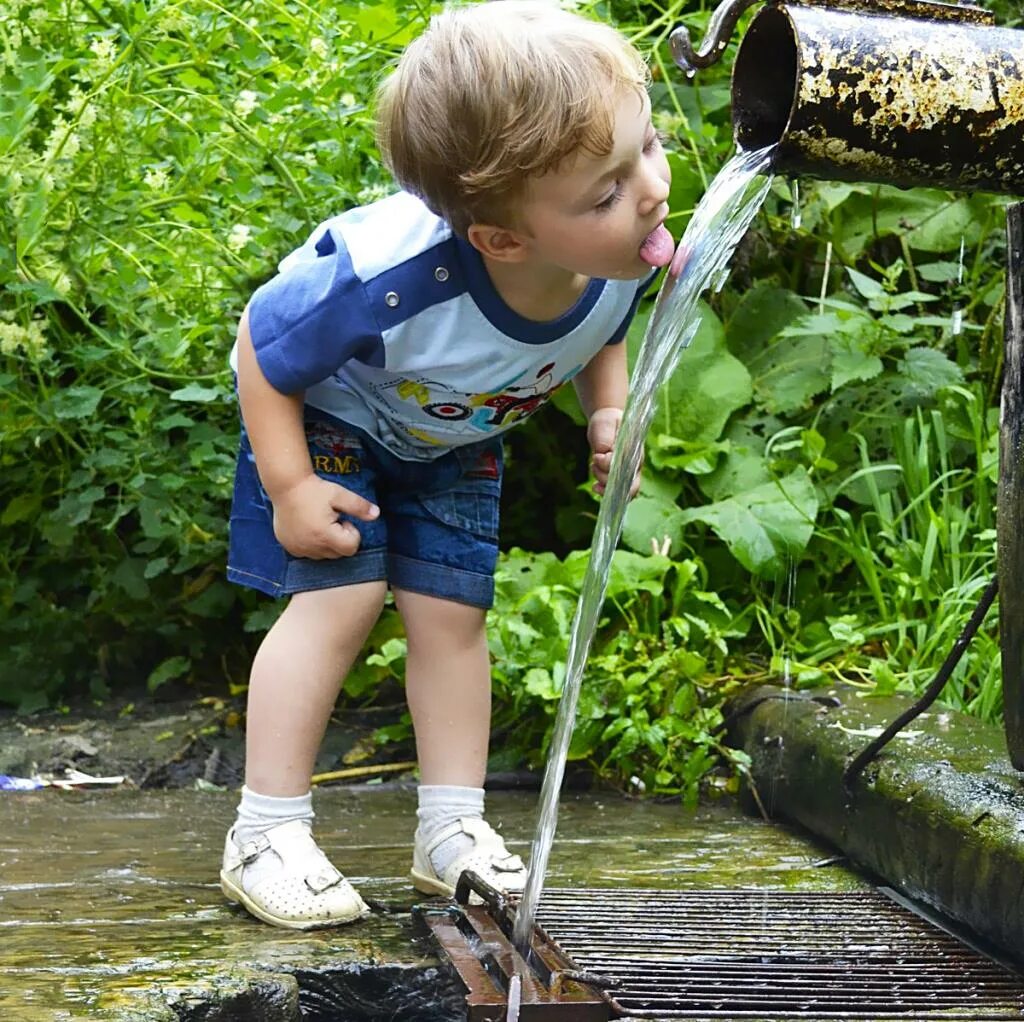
top-left (638, 165), bottom-right (670, 214)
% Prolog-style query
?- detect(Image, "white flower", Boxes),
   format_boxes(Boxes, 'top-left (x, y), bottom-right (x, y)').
top-left (143, 166), bottom-right (170, 190)
top-left (309, 36), bottom-right (328, 60)
top-left (62, 86), bottom-right (86, 115)
top-left (61, 131), bottom-right (81, 161)
top-left (340, 92), bottom-right (357, 109)
top-left (233, 90), bottom-right (258, 119)
top-left (89, 36), bottom-right (117, 67)
top-left (51, 272), bottom-right (73, 297)
top-left (227, 224), bottom-right (252, 252)
top-left (0, 318), bottom-right (47, 357)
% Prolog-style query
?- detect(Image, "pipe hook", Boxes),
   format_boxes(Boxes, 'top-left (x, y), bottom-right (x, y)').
top-left (670, 0), bottom-right (762, 72)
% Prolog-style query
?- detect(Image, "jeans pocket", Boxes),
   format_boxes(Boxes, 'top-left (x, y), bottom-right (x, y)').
top-left (419, 486), bottom-right (500, 541)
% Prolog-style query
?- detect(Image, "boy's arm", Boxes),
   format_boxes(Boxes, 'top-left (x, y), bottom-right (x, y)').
top-left (572, 341), bottom-right (641, 498)
top-left (236, 306), bottom-right (379, 558)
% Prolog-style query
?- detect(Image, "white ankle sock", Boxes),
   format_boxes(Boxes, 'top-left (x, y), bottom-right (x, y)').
top-left (232, 786), bottom-right (315, 893)
top-left (234, 786), bottom-right (315, 843)
top-left (416, 784), bottom-right (484, 876)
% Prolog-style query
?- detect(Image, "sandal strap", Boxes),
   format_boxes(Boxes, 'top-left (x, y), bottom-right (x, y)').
top-left (305, 866), bottom-right (343, 893)
top-left (225, 822), bottom-right (348, 893)
top-left (424, 817), bottom-right (525, 872)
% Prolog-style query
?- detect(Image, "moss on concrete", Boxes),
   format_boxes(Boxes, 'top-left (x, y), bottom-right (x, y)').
top-left (728, 684), bottom-right (1024, 962)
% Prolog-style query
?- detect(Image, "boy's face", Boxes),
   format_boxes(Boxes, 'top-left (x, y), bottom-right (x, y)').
top-left (516, 89), bottom-right (673, 281)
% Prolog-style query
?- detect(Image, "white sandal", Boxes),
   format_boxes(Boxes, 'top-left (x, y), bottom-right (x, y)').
top-left (410, 817), bottom-right (527, 898)
top-left (220, 819), bottom-right (369, 929)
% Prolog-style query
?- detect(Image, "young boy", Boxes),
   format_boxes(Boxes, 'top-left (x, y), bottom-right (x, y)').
top-left (220, 0), bottom-right (673, 929)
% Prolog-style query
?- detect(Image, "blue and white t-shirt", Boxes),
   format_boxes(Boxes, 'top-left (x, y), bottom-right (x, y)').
top-left (238, 191), bottom-right (652, 461)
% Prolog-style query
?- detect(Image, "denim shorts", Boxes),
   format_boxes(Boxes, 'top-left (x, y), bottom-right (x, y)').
top-left (227, 409), bottom-right (504, 608)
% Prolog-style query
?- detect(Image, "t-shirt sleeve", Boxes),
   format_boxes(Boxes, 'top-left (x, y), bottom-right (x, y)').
top-left (606, 269), bottom-right (659, 345)
top-left (246, 228), bottom-right (382, 394)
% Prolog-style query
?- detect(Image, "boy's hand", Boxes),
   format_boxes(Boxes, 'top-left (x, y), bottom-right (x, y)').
top-left (587, 407), bottom-right (642, 499)
top-left (271, 475), bottom-right (380, 559)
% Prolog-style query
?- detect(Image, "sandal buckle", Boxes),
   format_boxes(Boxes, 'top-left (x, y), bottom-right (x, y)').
top-left (239, 833), bottom-right (271, 865)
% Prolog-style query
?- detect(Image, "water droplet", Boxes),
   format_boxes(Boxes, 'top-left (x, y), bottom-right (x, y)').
top-left (685, 68), bottom-right (697, 81)
top-left (951, 306), bottom-right (963, 336)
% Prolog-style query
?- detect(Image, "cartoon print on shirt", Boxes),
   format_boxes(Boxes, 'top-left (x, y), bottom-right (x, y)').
top-left (368, 361), bottom-right (585, 445)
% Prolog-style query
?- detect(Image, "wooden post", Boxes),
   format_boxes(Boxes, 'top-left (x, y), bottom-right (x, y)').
top-left (999, 203), bottom-right (1024, 768)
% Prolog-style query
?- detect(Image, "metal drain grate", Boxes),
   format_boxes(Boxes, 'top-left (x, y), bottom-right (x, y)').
top-left (538, 888), bottom-right (1024, 1019)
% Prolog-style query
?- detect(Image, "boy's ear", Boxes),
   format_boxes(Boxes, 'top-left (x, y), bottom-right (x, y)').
top-left (466, 223), bottom-right (530, 263)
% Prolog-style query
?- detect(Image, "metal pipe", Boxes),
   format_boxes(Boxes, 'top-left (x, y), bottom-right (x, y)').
top-left (1000, 203), bottom-right (1024, 767)
top-left (727, 1), bottom-right (1024, 194)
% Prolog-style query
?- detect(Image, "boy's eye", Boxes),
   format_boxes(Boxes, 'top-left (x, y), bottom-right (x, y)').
top-left (643, 130), bottom-right (665, 153)
top-left (595, 184), bottom-right (623, 212)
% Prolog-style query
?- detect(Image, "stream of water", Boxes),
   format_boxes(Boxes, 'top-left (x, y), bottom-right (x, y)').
top-left (512, 146), bottom-right (777, 953)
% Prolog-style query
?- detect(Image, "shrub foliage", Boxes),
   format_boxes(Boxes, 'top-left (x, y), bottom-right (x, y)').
top-left (1, 0), bottom-right (1016, 796)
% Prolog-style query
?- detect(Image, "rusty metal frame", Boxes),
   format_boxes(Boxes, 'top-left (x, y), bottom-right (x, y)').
top-left (415, 872), bottom-right (610, 1021)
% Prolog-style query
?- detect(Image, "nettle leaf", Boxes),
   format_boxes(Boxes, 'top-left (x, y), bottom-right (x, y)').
top-left (51, 385), bottom-right (103, 419)
top-left (898, 347), bottom-right (964, 394)
top-left (826, 186), bottom-right (988, 255)
top-left (607, 550), bottom-right (673, 598)
top-left (874, 291), bottom-right (940, 312)
top-left (2, 492), bottom-right (41, 525)
top-left (726, 283), bottom-right (808, 357)
top-left (643, 300), bottom-right (752, 450)
top-left (678, 467), bottom-right (818, 575)
top-left (524, 667), bottom-right (560, 701)
top-left (147, 655), bottom-right (190, 693)
top-left (917, 261), bottom-right (963, 284)
top-left (622, 492), bottom-right (687, 555)
top-left (830, 335), bottom-right (884, 391)
top-left (846, 268), bottom-right (884, 301)
top-left (749, 328), bottom-right (830, 414)
top-left (647, 435), bottom-right (730, 475)
top-left (170, 383), bottom-right (223, 403)
top-left (700, 412), bottom-right (784, 501)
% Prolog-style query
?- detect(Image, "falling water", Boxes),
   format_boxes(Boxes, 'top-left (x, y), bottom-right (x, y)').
top-left (951, 235), bottom-right (966, 336)
top-left (790, 179), bottom-right (802, 230)
top-left (512, 146), bottom-right (777, 952)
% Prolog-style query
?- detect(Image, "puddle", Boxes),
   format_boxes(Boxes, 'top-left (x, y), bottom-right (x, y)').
top-left (0, 788), bottom-right (869, 1019)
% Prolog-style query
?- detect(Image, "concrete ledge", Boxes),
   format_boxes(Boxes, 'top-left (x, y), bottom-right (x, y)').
top-left (728, 684), bottom-right (1024, 963)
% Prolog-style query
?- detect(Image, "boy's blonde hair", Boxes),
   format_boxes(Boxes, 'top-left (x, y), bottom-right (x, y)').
top-left (375, 0), bottom-right (649, 236)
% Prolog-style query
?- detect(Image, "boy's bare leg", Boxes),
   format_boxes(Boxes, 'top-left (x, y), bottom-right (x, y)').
top-left (221, 581), bottom-right (387, 929)
top-left (393, 587), bottom-right (491, 786)
top-left (395, 588), bottom-right (525, 895)
top-left (245, 581), bottom-right (389, 795)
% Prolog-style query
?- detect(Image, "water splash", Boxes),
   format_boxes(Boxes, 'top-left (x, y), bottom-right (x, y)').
top-left (512, 146), bottom-right (776, 952)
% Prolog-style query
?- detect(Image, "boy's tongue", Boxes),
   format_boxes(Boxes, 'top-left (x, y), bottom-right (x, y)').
top-left (639, 223), bottom-right (675, 268)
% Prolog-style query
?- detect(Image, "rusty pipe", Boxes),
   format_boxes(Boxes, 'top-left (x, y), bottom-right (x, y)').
top-left (683, 0), bottom-right (1024, 195)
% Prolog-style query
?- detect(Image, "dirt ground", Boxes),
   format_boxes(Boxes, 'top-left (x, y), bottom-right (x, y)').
top-left (0, 691), bottom-right (400, 791)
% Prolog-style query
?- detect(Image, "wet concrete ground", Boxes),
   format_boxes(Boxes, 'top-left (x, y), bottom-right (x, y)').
top-left (1, 786), bottom-right (863, 1020)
